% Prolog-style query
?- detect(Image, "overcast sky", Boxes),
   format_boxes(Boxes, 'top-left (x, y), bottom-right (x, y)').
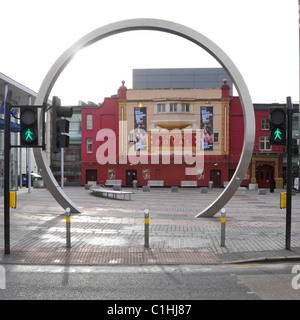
top-left (1, 0), bottom-right (299, 105)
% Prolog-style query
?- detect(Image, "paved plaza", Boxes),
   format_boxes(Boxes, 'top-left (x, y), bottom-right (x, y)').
top-left (0, 186), bottom-right (300, 265)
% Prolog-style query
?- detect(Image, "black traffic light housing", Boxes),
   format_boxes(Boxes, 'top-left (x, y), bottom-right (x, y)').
top-left (20, 107), bottom-right (38, 147)
top-left (269, 107), bottom-right (286, 146)
top-left (51, 96), bottom-right (73, 153)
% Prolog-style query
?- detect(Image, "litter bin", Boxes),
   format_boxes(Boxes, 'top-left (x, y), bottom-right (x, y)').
top-left (132, 180), bottom-right (137, 189)
top-left (280, 192), bottom-right (286, 209)
top-left (208, 181), bottom-right (213, 189)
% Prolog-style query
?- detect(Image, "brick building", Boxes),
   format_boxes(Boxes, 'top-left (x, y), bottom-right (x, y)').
top-left (81, 80), bottom-right (237, 187)
top-left (230, 98), bottom-right (284, 189)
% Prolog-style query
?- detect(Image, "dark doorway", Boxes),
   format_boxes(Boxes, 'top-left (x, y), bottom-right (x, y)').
top-left (126, 170), bottom-right (137, 187)
top-left (256, 164), bottom-right (274, 188)
top-left (86, 170), bottom-right (97, 184)
top-left (210, 169), bottom-right (222, 188)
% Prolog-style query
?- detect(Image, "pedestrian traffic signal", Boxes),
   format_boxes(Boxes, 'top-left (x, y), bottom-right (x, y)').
top-left (269, 107), bottom-right (286, 145)
top-left (51, 96), bottom-right (73, 153)
top-left (20, 107), bottom-right (38, 147)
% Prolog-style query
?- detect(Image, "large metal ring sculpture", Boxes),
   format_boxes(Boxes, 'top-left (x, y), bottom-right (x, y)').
top-left (33, 18), bottom-right (255, 217)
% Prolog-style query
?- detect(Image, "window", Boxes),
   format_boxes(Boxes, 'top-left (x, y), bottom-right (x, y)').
top-left (261, 118), bottom-right (269, 130)
top-left (259, 136), bottom-right (271, 151)
top-left (86, 114), bottom-right (93, 130)
top-left (214, 132), bottom-right (219, 143)
top-left (87, 138), bottom-right (93, 153)
top-left (170, 103), bottom-right (177, 112)
top-left (157, 104), bottom-right (166, 113)
top-left (129, 132), bottom-right (135, 143)
top-left (181, 103), bottom-right (190, 112)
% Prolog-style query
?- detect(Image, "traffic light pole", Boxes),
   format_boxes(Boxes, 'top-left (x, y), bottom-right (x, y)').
top-left (61, 147), bottom-right (64, 188)
top-left (3, 97), bottom-right (46, 254)
top-left (4, 88), bottom-right (12, 255)
top-left (286, 97), bottom-right (293, 250)
top-left (28, 96), bottom-right (32, 194)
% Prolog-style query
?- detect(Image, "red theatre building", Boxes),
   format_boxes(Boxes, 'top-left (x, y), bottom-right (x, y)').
top-left (81, 81), bottom-right (283, 188)
top-left (230, 97), bottom-right (284, 188)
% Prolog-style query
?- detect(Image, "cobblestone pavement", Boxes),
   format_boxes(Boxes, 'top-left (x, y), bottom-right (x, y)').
top-left (0, 186), bottom-right (300, 265)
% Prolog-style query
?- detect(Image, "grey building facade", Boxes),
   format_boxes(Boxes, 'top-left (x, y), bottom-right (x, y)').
top-left (133, 68), bottom-right (233, 94)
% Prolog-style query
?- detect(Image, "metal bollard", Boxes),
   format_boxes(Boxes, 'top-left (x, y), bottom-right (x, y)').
top-left (66, 207), bottom-right (71, 248)
top-left (220, 208), bottom-right (226, 247)
top-left (144, 209), bottom-right (150, 248)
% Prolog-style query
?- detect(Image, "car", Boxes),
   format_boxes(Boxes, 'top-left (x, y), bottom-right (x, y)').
top-left (19, 173), bottom-right (43, 187)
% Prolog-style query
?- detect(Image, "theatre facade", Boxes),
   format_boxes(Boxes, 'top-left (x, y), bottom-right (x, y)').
top-left (81, 80), bottom-right (242, 187)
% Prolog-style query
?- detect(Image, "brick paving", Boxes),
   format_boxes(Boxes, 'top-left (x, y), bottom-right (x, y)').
top-left (0, 186), bottom-right (300, 265)
top-left (0, 247), bottom-right (219, 265)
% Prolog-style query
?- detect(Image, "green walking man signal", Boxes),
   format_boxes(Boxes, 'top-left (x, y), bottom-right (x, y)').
top-left (20, 106), bottom-right (39, 147)
top-left (273, 128), bottom-right (283, 141)
top-left (25, 128), bottom-right (34, 141)
top-left (21, 126), bottom-right (37, 145)
top-left (269, 107), bottom-right (286, 146)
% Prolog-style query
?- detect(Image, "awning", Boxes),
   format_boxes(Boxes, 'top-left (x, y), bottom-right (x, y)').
top-left (0, 118), bottom-right (20, 132)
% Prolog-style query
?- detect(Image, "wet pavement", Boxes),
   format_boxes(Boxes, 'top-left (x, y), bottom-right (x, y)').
top-left (0, 186), bottom-right (300, 265)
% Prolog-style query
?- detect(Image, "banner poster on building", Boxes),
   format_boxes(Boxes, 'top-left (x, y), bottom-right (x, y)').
top-left (200, 106), bottom-right (214, 150)
top-left (197, 169), bottom-right (204, 180)
top-left (143, 169), bottom-right (150, 180)
top-left (108, 169), bottom-right (115, 180)
top-left (134, 107), bottom-right (147, 151)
